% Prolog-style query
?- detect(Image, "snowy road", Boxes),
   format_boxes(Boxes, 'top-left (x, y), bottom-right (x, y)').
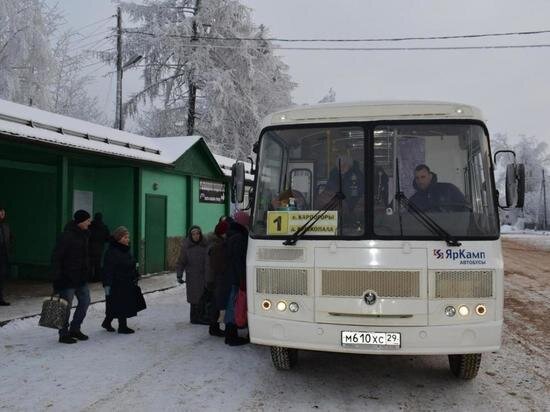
top-left (1, 238), bottom-right (549, 411)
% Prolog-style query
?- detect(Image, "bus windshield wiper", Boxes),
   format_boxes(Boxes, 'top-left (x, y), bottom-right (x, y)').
top-left (395, 192), bottom-right (461, 247)
top-left (283, 159), bottom-right (346, 246)
top-left (394, 157), bottom-right (460, 247)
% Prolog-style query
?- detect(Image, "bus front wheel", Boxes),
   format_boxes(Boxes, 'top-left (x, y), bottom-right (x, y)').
top-left (270, 346), bottom-right (298, 370)
top-left (448, 353), bottom-right (482, 379)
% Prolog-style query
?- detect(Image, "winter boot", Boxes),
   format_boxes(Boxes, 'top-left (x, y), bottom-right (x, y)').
top-left (69, 329), bottom-right (89, 341)
top-left (209, 322), bottom-right (225, 337)
top-left (224, 323), bottom-right (249, 346)
top-left (59, 335), bottom-right (77, 344)
top-left (101, 318), bottom-right (115, 332)
top-left (118, 318), bottom-right (135, 334)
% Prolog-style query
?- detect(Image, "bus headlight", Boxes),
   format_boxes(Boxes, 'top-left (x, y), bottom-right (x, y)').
top-left (262, 300), bottom-right (272, 310)
top-left (276, 301), bottom-right (287, 311)
top-left (444, 305), bottom-right (456, 317)
top-left (458, 305), bottom-right (470, 317)
top-left (288, 302), bottom-right (299, 313)
top-left (475, 304), bottom-right (487, 316)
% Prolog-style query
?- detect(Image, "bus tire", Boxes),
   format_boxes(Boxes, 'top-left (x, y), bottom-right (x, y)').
top-left (270, 346), bottom-right (298, 370)
top-left (448, 353), bottom-right (482, 379)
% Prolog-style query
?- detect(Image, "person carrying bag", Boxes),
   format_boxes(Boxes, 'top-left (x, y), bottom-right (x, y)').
top-left (101, 227), bottom-right (144, 334)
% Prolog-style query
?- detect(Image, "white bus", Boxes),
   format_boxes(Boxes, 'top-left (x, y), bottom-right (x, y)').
top-left (232, 101), bottom-right (524, 379)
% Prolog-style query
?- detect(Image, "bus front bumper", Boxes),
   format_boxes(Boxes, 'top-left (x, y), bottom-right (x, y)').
top-left (249, 314), bottom-right (502, 355)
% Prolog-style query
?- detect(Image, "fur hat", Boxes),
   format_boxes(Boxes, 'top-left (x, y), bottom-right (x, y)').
top-left (233, 211), bottom-right (250, 228)
top-left (73, 209), bottom-right (91, 224)
top-left (112, 226), bottom-right (129, 241)
top-left (215, 220), bottom-right (229, 236)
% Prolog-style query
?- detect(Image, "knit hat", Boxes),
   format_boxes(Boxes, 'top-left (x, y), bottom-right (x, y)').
top-left (215, 220), bottom-right (229, 236)
top-left (74, 209), bottom-right (91, 224)
top-left (112, 226), bottom-right (129, 241)
top-left (233, 211), bottom-right (250, 228)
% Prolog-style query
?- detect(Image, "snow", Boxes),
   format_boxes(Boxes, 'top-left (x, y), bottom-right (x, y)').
top-left (1, 282), bottom-right (548, 411)
top-left (0, 99), bottom-right (223, 168)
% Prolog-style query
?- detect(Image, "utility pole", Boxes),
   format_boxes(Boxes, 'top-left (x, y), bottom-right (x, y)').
top-left (115, 6), bottom-right (123, 130)
top-left (542, 169), bottom-right (548, 229)
top-left (187, 0), bottom-right (201, 136)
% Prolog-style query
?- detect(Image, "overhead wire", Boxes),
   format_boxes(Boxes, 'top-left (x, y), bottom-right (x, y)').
top-left (123, 28), bottom-right (550, 43)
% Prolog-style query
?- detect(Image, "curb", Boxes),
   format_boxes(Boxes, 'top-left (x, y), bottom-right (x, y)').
top-left (0, 284), bottom-right (179, 328)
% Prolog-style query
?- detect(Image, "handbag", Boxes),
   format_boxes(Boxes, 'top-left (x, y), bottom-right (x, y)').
top-left (234, 289), bottom-right (247, 328)
top-left (134, 285), bottom-right (147, 312)
top-left (38, 295), bottom-right (69, 329)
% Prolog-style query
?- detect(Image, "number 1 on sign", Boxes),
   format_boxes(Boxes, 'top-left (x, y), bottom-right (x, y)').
top-left (267, 212), bottom-right (289, 235)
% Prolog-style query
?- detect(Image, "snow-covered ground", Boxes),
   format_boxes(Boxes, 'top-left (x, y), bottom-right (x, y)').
top-left (1, 281), bottom-right (548, 411)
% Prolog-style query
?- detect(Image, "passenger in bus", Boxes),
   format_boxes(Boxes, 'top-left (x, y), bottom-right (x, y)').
top-left (270, 188), bottom-right (307, 210)
top-left (176, 225), bottom-right (209, 324)
top-left (409, 164), bottom-right (466, 212)
top-left (318, 152), bottom-right (364, 229)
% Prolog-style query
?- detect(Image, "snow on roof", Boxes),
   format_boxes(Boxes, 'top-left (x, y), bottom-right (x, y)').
top-left (0, 99), bottom-right (207, 166)
top-left (213, 153), bottom-right (254, 181)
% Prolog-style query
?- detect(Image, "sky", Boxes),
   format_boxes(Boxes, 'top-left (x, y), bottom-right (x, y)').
top-left (46, 0), bottom-right (550, 141)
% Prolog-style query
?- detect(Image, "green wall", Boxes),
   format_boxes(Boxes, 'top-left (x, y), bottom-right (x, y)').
top-left (71, 166), bottom-right (135, 235)
top-left (0, 165), bottom-right (57, 272)
top-left (140, 169), bottom-right (187, 237)
top-left (191, 177), bottom-right (226, 234)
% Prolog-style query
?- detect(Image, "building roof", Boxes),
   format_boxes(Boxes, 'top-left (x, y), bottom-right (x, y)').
top-left (0, 99), bottom-right (203, 166)
top-left (261, 100), bottom-right (485, 128)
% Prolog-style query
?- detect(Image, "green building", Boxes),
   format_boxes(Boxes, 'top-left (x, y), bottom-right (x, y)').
top-left (0, 99), bottom-right (229, 279)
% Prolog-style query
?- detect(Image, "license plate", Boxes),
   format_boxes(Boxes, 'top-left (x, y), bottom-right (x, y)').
top-left (341, 331), bottom-right (401, 347)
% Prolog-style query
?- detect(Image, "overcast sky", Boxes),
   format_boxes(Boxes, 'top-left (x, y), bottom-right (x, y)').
top-left (47, 0), bottom-right (550, 141)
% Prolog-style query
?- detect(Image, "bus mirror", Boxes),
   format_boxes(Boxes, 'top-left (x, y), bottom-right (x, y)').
top-left (515, 163), bottom-right (525, 208)
top-left (232, 162), bottom-right (245, 204)
top-left (495, 150), bottom-right (524, 209)
top-left (505, 164), bottom-right (517, 208)
top-left (504, 163), bottom-right (525, 209)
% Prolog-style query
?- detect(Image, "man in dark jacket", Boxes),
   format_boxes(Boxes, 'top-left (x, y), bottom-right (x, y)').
top-left (89, 212), bottom-right (110, 282)
top-left (52, 210), bottom-right (92, 344)
top-left (409, 164), bottom-right (466, 212)
top-left (0, 207), bottom-right (12, 306)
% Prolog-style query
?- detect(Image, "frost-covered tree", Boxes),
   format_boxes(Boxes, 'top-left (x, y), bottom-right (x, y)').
top-left (119, 0), bottom-right (295, 159)
top-left (0, 1), bottom-right (105, 123)
top-left (318, 87), bottom-right (336, 103)
top-left (49, 31), bottom-right (106, 124)
top-left (0, 0), bottom-right (58, 108)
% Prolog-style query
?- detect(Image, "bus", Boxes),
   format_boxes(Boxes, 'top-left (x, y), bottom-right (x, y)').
top-left (231, 101), bottom-right (524, 379)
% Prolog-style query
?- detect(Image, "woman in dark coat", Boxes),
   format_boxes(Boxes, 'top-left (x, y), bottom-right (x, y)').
top-left (176, 225), bottom-right (209, 324)
top-left (101, 226), bottom-right (143, 334)
top-left (205, 219), bottom-right (230, 337)
top-left (223, 212), bottom-right (250, 346)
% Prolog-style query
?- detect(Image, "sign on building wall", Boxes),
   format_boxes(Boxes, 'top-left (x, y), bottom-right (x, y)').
top-left (199, 179), bottom-right (225, 204)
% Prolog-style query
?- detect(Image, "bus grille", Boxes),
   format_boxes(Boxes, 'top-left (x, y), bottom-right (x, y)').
top-left (434, 270), bottom-right (493, 298)
top-left (321, 270), bottom-right (420, 297)
top-left (256, 247), bottom-right (305, 262)
top-left (256, 267), bottom-right (308, 295)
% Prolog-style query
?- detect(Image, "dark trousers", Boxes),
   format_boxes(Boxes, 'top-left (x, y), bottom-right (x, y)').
top-left (89, 254), bottom-right (102, 282)
top-left (58, 284), bottom-right (91, 337)
top-left (104, 315), bottom-right (128, 328)
top-left (0, 253), bottom-right (8, 301)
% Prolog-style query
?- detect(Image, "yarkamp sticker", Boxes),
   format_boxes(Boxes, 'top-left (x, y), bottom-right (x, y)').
top-left (433, 249), bottom-right (487, 265)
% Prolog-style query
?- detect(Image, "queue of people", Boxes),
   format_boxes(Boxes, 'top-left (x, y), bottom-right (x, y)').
top-left (177, 211), bottom-right (251, 346)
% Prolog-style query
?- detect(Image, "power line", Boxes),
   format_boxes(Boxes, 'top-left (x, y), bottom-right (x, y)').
top-left (123, 42), bottom-right (550, 52)
top-left (124, 28), bottom-right (550, 43)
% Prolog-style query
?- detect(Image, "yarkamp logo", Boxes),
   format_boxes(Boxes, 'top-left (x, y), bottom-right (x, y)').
top-left (433, 249), bottom-right (487, 265)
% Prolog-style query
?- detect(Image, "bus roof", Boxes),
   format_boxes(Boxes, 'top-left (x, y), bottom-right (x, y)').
top-left (261, 101), bottom-right (484, 129)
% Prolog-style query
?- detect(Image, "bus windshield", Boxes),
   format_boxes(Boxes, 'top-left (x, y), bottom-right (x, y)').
top-left (251, 122), bottom-right (498, 239)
